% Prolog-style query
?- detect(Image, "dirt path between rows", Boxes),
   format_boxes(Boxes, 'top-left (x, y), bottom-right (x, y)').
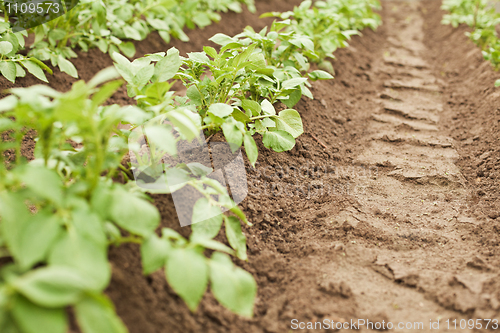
top-left (336, 1), bottom-right (497, 330)
top-left (243, 1), bottom-right (499, 331)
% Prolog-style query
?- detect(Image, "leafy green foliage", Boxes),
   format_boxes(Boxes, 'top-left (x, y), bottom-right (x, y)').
top-left (0, 21), bottom-right (52, 83)
top-left (116, 20), bottom-right (336, 163)
top-left (262, 0), bottom-right (382, 73)
top-left (0, 0), bottom-right (255, 82)
top-left (209, 252), bottom-right (257, 317)
top-left (442, 0), bottom-right (500, 75)
top-left (116, 0), bottom-right (381, 175)
top-left (0, 68), bottom-right (257, 331)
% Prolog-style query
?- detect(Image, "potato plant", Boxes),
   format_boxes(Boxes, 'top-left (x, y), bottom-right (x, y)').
top-left (115, 22), bottom-right (334, 166)
top-left (262, 0), bottom-right (381, 73)
top-left (0, 68), bottom-right (256, 332)
top-left (442, 0), bottom-right (500, 84)
top-left (0, 21), bottom-right (53, 83)
top-left (0, 0), bottom-right (255, 82)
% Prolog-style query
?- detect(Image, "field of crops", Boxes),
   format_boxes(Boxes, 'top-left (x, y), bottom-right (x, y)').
top-left (0, 0), bottom-right (500, 332)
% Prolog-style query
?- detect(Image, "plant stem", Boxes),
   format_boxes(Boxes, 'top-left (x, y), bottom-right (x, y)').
top-left (249, 114), bottom-right (274, 120)
top-left (112, 236), bottom-right (143, 246)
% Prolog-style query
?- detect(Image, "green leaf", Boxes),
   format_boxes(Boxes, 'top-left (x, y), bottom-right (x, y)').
top-left (155, 47), bottom-right (181, 82)
top-left (49, 232), bottom-right (110, 291)
top-left (165, 248), bottom-right (208, 311)
top-left (222, 122), bottom-right (243, 151)
top-left (0, 95), bottom-right (17, 112)
top-left (247, 53), bottom-right (267, 70)
top-left (19, 166), bottom-right (64, 206)
top-left (147, 18), bottom-right (171, 31)
top-left (166, 108), bottom-right (200, 141)
top-left (193, 12), bottom-right (212, 28)
top-left (209, 33), bottom-right (235, 46)
top-left (0, 31), bottom-right (19, 55)
top-left (0, 41), bottom-right (13, 55)
top-left (111, 52), bottom-right (130, 66)
top-left (203, 46), bottom-right (218, 59)
top-left (11, 295), bottom-right (67, 333)
top-left (282, 77), bottom-right (307, 90)
top-left (14, 63), bottom-right (26, 78)
top-left (281, 88), bottom-right (302, 108)
top-left (165, 168), bottom-right (191, 191)
top-left (186, 162), bottom-right (212, 176)
top-left (97, 39), bottom-right (108, 53)
top-left (0, 193), bottom-right (30, 264)
top-left (0, 22), bottom-right (9, 34)
top-left (208, 103), bottom-right (234, 118)
top-left (115, 63), bottom-right (133, 84)
top-left (88, 67), bottom-right (121, 88)
top-left (495, 79), bottom-right (500, 87)
top-left (299, 37), bottom-right (315, 52)
top-left (209, 253), bottom-right (256, 317)
top-left (141, 233), bottom-right (171, 275)
top-left (21, 60), bottom-right (48, 82)
top-left (275, 109), bottom-right (303, 138)
top-left (17, 213), bottom-right (62, 270)
top-left (109, 187), bottom-right (160, 237)
top-left (260, 100), bottom-right (276, 115)
top-left (91, 80), bottom-right (123, 107)
top-left (123, 26), bottom-right (142, 40)
top-left (262, 130), bottom-right (295, 152)
top-left (13, 266), bottom-right (89, 308)
top-left (75, 294), bottom-right (127, 333)
top-left (190, 236), bottom-right (234, 255)
top-left (225, 216), bottom-right (247, 260)
top-left (308, 70), bottom-right (334, 80)
top-left (242, 100), bottom-right (261, 117)
top-left (48, 29), bottom-right (66, 45)
top-left (318, 60), bottom-right (334, 74)
top-left (186, 85), bottom-right (202, 105)
top-left (72, 209), bottom-right (107, 247)
top-left (132, 64), bottom-right (154, 87)
top-left (144, 125), bottom-right (177, 156)
top-left (187, 52), bottom-right (210, 64)
top-left (232, 109), bottom-right (250, 123)
top-left (57, 55), bottom-right (78, 78)
top-left (144, 81), bottom-right (172, 100)
top-left (15, 62), bottom-right (26, 77)
top-left (118, 41), bottom-right (136, 58)
top-left (191, 198), bottom-right (223, 238)
top-left (90, 184), bottom-right (114, 221)
top-left (261, 118), bottom-right (275, 129)
top-left (0, 61), bottom-right (16, 83)
top-left (119, 105), bottom-right (149, 124)
top-left (229, 205), bottom-right (251, 226)
top-left (158, 30), bottom-right (171, 44)
top-left (243, 133), bottom-right (258, 167)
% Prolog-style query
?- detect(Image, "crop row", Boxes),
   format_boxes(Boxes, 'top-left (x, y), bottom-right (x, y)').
top-left (441, 0), bottom-right (500, 85)
top-left (0, 0), bottom-right (381, 332)
top-left (0, 0), bottom-right (255, 82)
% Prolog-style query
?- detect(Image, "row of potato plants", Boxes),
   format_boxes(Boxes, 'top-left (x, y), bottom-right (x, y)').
top-left (441, 0), bottom-right (500, 86)
top-left (0, 0), bottom-right (255, 82)
top-left (0, 0), bottom-right (381, 332)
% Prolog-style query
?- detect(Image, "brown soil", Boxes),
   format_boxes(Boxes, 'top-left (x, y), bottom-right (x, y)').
top-left (2, 0), bottom-right (500, 332)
